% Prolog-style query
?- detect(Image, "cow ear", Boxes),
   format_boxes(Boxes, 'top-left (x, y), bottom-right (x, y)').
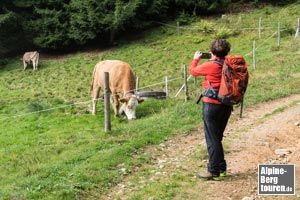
top-left (137, 98), bottom-right (144, 103)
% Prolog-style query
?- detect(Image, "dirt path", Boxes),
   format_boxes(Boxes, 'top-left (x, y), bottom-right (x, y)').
top-left (103, 94), bottom-right (300, 200)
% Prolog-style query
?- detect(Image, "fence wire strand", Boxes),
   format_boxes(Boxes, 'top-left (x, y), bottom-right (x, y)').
top-left (2, 19), bottom-right (299, 121)
top-left (0, 76), bottom-right (183, 121)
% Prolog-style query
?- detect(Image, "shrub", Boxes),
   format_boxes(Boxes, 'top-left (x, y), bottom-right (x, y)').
top-left (214, 26), bottom-right (238, 38)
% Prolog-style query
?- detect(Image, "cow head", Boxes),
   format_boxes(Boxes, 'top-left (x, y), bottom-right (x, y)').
top-left (119, 95), bottom-right (144, 120)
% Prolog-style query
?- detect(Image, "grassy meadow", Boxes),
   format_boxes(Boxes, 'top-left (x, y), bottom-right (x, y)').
top-left (1, 3), bottom-right (300, 199)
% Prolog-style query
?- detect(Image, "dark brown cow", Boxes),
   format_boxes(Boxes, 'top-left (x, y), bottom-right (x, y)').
top-left (90, 60), bottom-right (144, 120)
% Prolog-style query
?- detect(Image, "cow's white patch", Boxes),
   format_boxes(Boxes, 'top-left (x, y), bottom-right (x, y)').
top-left (123, 95), bottom-right (139, 120)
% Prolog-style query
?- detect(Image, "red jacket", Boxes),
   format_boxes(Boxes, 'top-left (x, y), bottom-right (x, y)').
top-left (190, 58), bottom-right (224, 104)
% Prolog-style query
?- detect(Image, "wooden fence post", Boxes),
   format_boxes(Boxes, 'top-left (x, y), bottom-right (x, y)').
top-left (253, 40), bottom-right (256, 69)
top-left (175, 75), bottom-right (192, 97)
top-left (258, 17), bottom-right (262, 39)
top-left (135, 76), bottom-right (139, 93)
top-left (184, 64), bottom-right (189, 102)
top-left (165, 76), bottom-right (169, 98)
top-left (295, 18), bottom-right (300, 38)
top-left (278, 22), bottom-right (281, 46)
top-left (104, 72), bottom-right (111, 132)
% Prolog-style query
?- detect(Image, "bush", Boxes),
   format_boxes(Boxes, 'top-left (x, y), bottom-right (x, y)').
top-left (177, 12), bottom-right (195, 26)
top-left (214, 26), bottom-right (238, 38)
top-left (0, 59), bottom-right (8, 69)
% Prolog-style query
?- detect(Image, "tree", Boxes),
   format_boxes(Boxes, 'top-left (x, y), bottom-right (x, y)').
top-left (68, 0), bottom-right (109, 45)
top-left (0, 12), bottom-right (25, 58)
top-left (0, 0), bottom-right (34, 58)
top-left (174, 0), bottom-right (231, 15)
top-left (68, 0), bottom-right (171, 45)
top-left (30, 0), bottom-right (71, 50)
top-left (2, 0), bottom-right (298, 56)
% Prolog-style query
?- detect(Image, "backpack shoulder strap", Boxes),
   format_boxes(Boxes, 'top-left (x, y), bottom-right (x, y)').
top-left (213, 59), bottom-right (224, 67)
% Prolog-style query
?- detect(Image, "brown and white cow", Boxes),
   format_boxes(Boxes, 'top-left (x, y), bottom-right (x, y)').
top-left (22, 51), bottom-right (39, 70)
top-left (90, 60), bottom-right (144, 120)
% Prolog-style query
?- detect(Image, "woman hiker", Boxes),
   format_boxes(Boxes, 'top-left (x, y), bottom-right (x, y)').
top-left (189, 39), bottom-right (232, 181)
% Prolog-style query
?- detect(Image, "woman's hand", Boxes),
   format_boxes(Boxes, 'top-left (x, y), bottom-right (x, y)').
top-left (193, 51), bottom-right (202, 59)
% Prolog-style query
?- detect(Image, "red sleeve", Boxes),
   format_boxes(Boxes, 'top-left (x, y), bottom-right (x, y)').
top-left (189, 59), bottom-right (214, 77)
top-left (189, 58), bottom-right (223, 105)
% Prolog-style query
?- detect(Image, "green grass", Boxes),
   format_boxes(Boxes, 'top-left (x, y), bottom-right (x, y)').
top-left (1, 3), bottom-right (300, 199)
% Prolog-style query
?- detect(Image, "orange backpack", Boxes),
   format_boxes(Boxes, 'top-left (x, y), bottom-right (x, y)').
top-left (217, 55), bottom-right (249, 106)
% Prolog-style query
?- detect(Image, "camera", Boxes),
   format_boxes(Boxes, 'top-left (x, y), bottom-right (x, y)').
top-left (201, 52), bottom-right (211, 59)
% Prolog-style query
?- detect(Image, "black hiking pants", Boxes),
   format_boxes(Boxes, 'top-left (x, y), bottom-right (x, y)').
top-left (202, 102), bottom-right (232, 175)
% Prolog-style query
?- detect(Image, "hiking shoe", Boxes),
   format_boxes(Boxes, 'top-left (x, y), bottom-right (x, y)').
top-left (220, 171), bottom-right (226, 177)
top-left (198, 172), bottom-right (221, 181)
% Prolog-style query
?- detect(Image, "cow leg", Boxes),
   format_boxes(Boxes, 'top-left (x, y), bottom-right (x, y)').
top-left (36, 55), bottom-right (39, 70)
top-left (33, 60), bottom-right (36, 70)
top-left (34, 60), bottom-right (38, 70)
top-left (23, 61), bottom-right (27, 70)
top-left (111, 92), bottom-right (119, 118)
top-left (92, 85), bottom-right (101, 115)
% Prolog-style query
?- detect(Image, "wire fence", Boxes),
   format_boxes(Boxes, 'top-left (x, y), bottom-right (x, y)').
top-left (0, 76), bottom-right (184, 121)
top-left (154, 21), bottom-right (277, 31)
top-left (1, 17), bottom-right (300, 122)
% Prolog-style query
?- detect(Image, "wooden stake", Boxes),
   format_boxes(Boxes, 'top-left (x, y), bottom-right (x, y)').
top-left (184, 64), bottom-right (189, 102)
top-left (253, 41), bottom-right (256, 69)
top-left (165, 76), bottom-right (169, 98)
top-left (295, 18), bottom-right (300, 38)
top-left (135, 76), bottom-right (139, 93)
top-left (278, 22), bottom-right (281, 46)
top-left (258, 17), bottom-right (262, 39)
top-left (104, 72), bottom-right (111, 132)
